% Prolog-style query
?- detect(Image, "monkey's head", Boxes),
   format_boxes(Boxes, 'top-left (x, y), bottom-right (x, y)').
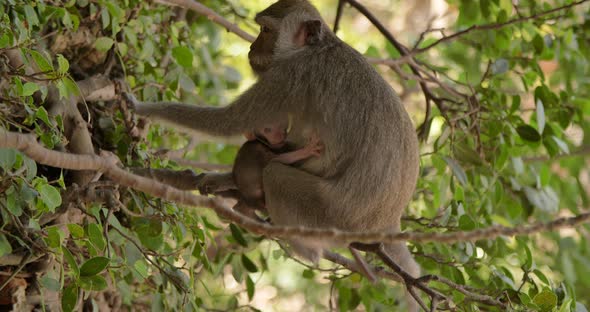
top-left (248, 0), bottom-right (327, 75)
top-left (255, 121), bottom-right (289, 149)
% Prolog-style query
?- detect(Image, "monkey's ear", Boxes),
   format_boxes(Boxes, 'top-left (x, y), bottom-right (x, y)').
top-left (295, 20), bottom-right (323, 46)
top-left (304, 20), bottom-right (322, 45)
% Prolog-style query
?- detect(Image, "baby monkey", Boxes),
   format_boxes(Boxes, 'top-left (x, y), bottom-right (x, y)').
top-left (232, 121), bottom-right (322, 218)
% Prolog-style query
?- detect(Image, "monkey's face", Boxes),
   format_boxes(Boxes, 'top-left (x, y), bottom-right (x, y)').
top-left (256, 123), bottom-right (287, 149)
top-left (249, 17), bottom-right (279, 75)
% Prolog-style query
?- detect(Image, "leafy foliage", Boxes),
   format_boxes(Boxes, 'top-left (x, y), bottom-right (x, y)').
top-left (0, 0), bottom-right (589, 311)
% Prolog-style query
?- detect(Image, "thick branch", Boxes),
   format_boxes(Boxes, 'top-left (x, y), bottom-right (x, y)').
top-left (131, 167), bottom-right (203, 190)
top-left (2, 131), bottom-right (590, 247)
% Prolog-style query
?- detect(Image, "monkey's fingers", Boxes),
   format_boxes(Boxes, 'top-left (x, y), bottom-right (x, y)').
top-left (121, 92), bottom-right (139, 110)
top-left (243, 131), bottom-right (257, 141)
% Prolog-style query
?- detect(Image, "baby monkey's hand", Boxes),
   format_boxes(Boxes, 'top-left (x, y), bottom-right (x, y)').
top-left (303, 134), bottom-right (323, 157)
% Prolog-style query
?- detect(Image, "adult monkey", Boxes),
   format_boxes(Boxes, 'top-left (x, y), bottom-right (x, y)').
top-left (130, 0), bottom-right (420, 309)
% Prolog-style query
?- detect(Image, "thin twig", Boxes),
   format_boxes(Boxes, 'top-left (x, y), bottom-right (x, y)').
top-left (413, 0), bottom-right (590, 54)
top-left (333, 0), bottom-right (346, 33)
top-left (154, 0), bottom-right (255, 42)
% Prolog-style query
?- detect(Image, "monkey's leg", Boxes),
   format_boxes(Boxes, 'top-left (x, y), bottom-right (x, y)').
top-left (262, 161), bottom-right (329, 227)
top-left (377, 243), bottom-right (451, 312)
top-left (350, 242), bottom-right (425, 311)
top-left (262, 161), bottom-right (333, 262)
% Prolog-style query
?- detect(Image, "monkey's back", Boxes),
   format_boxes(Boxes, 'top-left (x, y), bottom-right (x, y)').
top-left (269, 36), bottom-right (420, 232)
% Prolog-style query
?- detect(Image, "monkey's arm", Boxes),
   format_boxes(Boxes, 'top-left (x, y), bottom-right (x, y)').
top-left (272, 149), bottom-right (313, 164)
top-left (127, 72), bottom-right (293, 137)
top-left (272, 135), bottom-right (322, 164)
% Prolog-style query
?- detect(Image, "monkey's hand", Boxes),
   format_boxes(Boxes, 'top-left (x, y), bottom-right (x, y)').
top-left (121, 92), bottom-right (139, 110)
top-left (244, 131), bottom-right (257, 141)
top-left (196, 172), bottom-right (236, 195)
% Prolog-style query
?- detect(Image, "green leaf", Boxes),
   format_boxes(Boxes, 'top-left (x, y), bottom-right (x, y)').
top-left (172, 46), bottom-right (193, 69)
top-left (5, 189), bottom-right (23, 217)
top-left (246, 275), bottom-right (255, 301)
top-left (40, 275), bottom-right (60, 292)
top-left (230, 224), bottom-right (248, 247)
top-left (302, 269), bottom-right (315, 279)
top-left (38, 184), bottom-right (62, 211)
top-left (536, 100), bottom-right (545, 134)
top-left (56, 54), bottom-right (69, 74)
top-left (0, 148), bottom-right (17, 170)
top-left (516, 125), bottom-right (541, 142)
top-left (22, 82), bottom-right (40, 96)
top-left (87, 223), bottom-right (106, 251)
top-left (552, 137), bottom-right (570, 154)
top-left (533, 269), bottom-right (550, 285)
top-left (522, 243), bottom-right (533, 270)
top-left (101, 7), bottom-right (110, 29)
top-left (63, 77), bottom-right (80, 96)
top-left (22, 156), bottom-right (37, 181)
top-left (24, 5), bottom-right (40, 27)
top-left (35, 106), bottom-right (52, 126)
top-left (67, 224), bottom-right (85, 239)
top-left (201, 216), bottom-right (222, 231)
top-left (61, 284), bottom-right (78, 312)
top-left (134, 260), bottom-right (149, 278)
top-left (0, 234), bottom-right (12, 257)
top-left (62, 246), bottom-right (80, 277)
top-left (241, 254), bottom-right (258, 273)
top-left (533, 289), bottom-right (557, 312)
top-left (458, 215), bottom-right (476, 231)
top-left (79, 275), bottom-right (107, 291)
top-left (532, 34), bottom-right (544, 54)
top-left (442, 156), bottom-right (467, 185)
top-left (79, 256), bottom-right (109, 276)
top-left (134, 217), bottom-right (163, 250)
top-left (46, 226), bottom-right (64, 248)
top-left (29, 50), bottom-right (53, 72)
top-left (524, 186), bottom-right (558, 213)
top-left (95, 37), bottom-right (114, 52)
top-left (0, 33), bottom-right (12, 49)
top-left (511, 95), bottom-right (521, 112)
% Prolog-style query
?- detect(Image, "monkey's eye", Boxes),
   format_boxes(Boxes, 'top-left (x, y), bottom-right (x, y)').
top-left (260, 25), bottom-right (271, 33)
top-left (263, 127), bottom-right (272, 134)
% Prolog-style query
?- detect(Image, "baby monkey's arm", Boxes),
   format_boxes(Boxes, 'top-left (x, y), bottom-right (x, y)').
top-left (273, 134), bottom-right (323, 164)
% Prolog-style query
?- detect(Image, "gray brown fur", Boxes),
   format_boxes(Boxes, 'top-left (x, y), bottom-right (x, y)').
top-left (133, 1), bottom-right (420, 310)
top-left (232, 140), bottom-right (278, 209)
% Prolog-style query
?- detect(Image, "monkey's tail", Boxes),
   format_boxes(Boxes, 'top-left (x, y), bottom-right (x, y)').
top-left (380, 242), bottom-right (421, 312)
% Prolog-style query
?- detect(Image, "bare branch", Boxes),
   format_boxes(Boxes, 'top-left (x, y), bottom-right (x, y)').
top-left (333, 0), bottom-right (346, 33)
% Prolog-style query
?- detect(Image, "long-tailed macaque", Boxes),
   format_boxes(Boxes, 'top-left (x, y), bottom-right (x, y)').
top-left (129, 0), bottom-right (420, 310)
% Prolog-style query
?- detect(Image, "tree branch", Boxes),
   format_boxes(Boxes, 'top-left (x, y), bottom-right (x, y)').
top-left (333, 0), bottom-right (346, 33)
top-left (2, 130), bottom-right (590, 247)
